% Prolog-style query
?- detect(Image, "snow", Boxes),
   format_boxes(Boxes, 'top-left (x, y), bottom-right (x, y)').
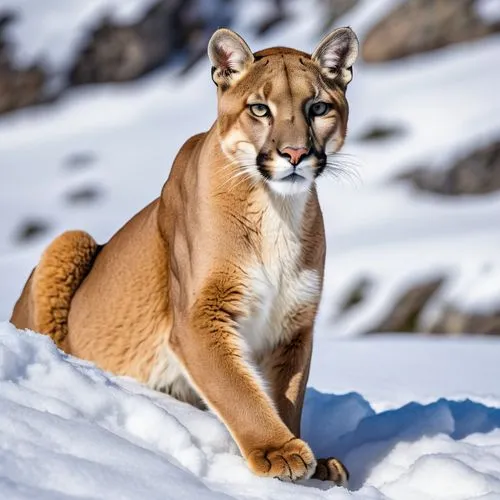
top-left (444, 264), bottom-right (500, 315)
top-left (476, 0), bottom-right (500, 25)
top-left (1, 0), bottom-right (158, 70)
top-left (2, 323), bottom-right (500, 499)
top-left (1, 0), bottom-right (500, 498)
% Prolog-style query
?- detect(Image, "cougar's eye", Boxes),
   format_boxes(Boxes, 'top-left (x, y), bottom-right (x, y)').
top-left (310, 101), bottom-right (330, 117)
top-left (249, 104), bottom-right (270, 117)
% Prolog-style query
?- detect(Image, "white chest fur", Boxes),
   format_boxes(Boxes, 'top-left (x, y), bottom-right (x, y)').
top-left (239, 194), bottom-right (321, 357)
top-left (149, 193), bottom-right (321, 403)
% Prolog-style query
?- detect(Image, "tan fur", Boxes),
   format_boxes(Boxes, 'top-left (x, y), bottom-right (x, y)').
top-left (11, 28), bottom-right (358, 485)
top-left (11, 230), bottom-right (99, 348)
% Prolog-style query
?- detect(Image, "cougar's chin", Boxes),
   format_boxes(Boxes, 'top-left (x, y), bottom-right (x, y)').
top-left (267, 175), bottom-right (313, 196)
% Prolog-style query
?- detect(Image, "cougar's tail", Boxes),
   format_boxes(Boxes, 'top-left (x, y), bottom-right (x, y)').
top-left (10, 230), bottom-right (100, 349)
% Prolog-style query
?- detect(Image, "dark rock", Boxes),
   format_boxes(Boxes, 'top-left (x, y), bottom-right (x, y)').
top-left (64, 152), bottom-right (97, 171)
top-left (337, 276), bottom-right (373, 315)
top-left (255, 0), bottom-right (358, 40)
top-left (69, 0), bottom-right (234, 86)
top-left (370, 277), bottom-right (444, 333)
top-left (0, 12), bottom-right (47, 114)
top-left (428, 306), bottom-right (500, 335)
top-left (319, 0), bottom-right (360, 35)
top-left (14, 219), bottom-right (50, 244)
top-left (255, 12), bottom-right (288, 37)
top-left (65, 185), bottom-right (102, 205)
top-left (362, 0), bottom-right (500, 63)
top-left (396, 139), bottom-right (500, 196)
top-left (357, 123), bottom-right (406, 143)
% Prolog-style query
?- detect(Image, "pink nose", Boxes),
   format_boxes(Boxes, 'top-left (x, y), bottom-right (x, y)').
top-left (279, 147), bottom-right (310, 166)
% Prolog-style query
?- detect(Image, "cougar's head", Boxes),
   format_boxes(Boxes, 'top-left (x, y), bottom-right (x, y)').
top-left (208, 27), bottom-right (358, 196)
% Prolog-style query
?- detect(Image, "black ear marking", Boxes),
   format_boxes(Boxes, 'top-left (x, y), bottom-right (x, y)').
top-left (211, 66), bottom-right (218, 87)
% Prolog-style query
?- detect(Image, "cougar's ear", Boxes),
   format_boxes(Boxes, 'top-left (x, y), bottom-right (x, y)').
top-left (208, 28), bottom-right (254, 90)
top-left (312, 27), bottom-right (359, 88)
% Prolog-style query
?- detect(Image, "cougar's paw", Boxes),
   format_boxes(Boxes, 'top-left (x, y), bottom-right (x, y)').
top-left (247, 438), bottom-right (316, 482)
top-left (313, 457), bottom-right (349, 486)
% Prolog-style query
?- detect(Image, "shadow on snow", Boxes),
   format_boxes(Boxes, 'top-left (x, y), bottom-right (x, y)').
top-left (301, 388), bottom-right (500, 490)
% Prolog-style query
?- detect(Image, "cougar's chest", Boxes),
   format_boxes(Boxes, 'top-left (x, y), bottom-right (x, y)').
top-left (239, 204), bottom-right (321, 356)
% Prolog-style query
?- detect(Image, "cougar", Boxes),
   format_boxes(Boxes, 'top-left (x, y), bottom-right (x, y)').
top-left (11, 27), bottom-right (359, 484)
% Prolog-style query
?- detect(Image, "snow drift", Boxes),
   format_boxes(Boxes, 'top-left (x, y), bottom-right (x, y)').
top-left (2, 323), bottom-right (500, 499)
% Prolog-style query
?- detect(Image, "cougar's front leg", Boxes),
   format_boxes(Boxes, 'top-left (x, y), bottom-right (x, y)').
top-left (262, 326), bottom-right (313, 437)
top-left (168, 276), bottom-right (316, 482)
top-left (263, 326), bottom-right (349, 486)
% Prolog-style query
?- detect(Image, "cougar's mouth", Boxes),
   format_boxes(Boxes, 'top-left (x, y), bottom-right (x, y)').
top-left (280, 172), bottom-right (306, 182)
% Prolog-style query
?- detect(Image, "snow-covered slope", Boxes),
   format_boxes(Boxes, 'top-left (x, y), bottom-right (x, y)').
top-left (1, 0), bottom-right (500, 330)
top-left (2, 0), bottom-right (158, 71)
top-left (2, 323), bottom-right (500, 500)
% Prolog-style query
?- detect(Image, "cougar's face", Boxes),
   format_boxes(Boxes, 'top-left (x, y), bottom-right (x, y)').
top-left (209, 29), bottom-right (358, 197)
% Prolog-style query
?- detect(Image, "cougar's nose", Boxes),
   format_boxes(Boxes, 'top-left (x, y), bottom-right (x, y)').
top-left (278, 146), bottom-right (310, 166)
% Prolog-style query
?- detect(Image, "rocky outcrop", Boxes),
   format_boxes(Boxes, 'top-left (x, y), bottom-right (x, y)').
top-left (427, 306), bottom-right (500, 335)
top-left (65, 185), bottom-right (102, 206)
top-left (69, 0), bottom-right (234, 85)
top-left (356, 123), bottom-right (406, 143)
top-left (14, 218), bottom-right (51, 244)
top-left (362, 0), bottom-right (500, 62)
top-left (318, 0), bottom-right (359, 35)
top-left (254, 0), bottom-right (359, 37)
top-left (337, 276), bottom-right (373, 315)
top-left (337, 272), bottom-right (500, 335)
top-left (0, 13), bottom-right (46, 114)
top-left (0, 0), bottom-right (235, 114)
top-left (397, 139), bottom-right (500, 196)
top-left (369, 277), bottom-right (445, 333)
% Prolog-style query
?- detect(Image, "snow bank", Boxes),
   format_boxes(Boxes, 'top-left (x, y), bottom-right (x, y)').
top-left (2, 323), bottom-right (500, 499)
